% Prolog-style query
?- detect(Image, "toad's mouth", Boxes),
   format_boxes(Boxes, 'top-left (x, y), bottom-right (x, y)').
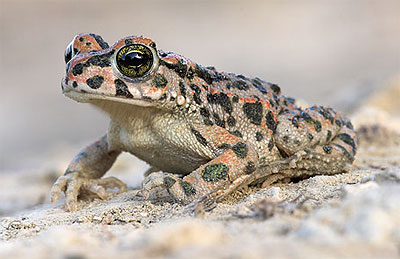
top-left (62, 86), bottom-right (155, 108)
top-left (61, 77), bottom-right (156, 107)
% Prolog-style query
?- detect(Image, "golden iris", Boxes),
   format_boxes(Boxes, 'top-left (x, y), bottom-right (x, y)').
top-left (116, 44), bottom-right (153, 78)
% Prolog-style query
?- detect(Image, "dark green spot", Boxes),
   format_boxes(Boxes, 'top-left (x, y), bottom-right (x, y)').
top-left (171, 61), bottom-right (187, 78)
top-left (86, 75), bottom-right (104, 89)
top-left (270, 84), bottom-right (281, 94)
top-left (181, 181), bottom-right (196, 196)
top-left (229, 130), bottom-right (243, 138)
top-left (72, 63), bottom-right (84, 76)
top-left (200, 107), bottom-right (211, 124)
top-left (115, 79), bottom-right (133, 98)
top-left (231, 142), bottom-right (248, 159)
top-left (164, 176), bottom-right (176, 189)
top-left (326, 130), bottom-right (332, 142)
top-left (245, 161), bottom-right (256, 174)
top-left (268, 137), bottom-right (274, 151)
top-left (286, 97), bottom-right (295, 104)
top-left (191, 128), bottom-right (208, 146)
top-left (86, 50), bottom-right (114, 67)
top-left (252, 78), bottom-right (269, 95)
top-left (314, 120), bottom-right (322, 132)
top-left (300, 112), bottom-right (313, 123)
top-left (179, 81), bottom-right (186, 97)
top-left (217, 143), bottom-right (230, 149)
top-left (265, 111), bottom-right (277, 132)
top-left (203, 118), bottom-right (214, 126)
top-left (213, 113), bottom-right (225, 128)
top-left (207, 92), bottom-right (232, 114)
top-left (255, 132), bottom-right (263, 141)
top-left (231, 80), bottom-right (249, 90)
top-left (88, 34), bottom-right (109, 49)
top-left (338, 133), bottom-right (356, 155)
top-left (227, 116), bottom-right (236, 127)
top-left (195, 64), bottom-right (213, 85)
top-left (161, 60), bottom-right (187, 78)
top-left (345, 121), bottom-right (354, 130)
top-left (243, 102), bottom-right (263, 125)
top-left (152, 73), bottom-right (168, 88)
top-left (317, 107), bottom-right (333, 121)
top-left (202, 163), bottom-right (229, 182)
top-left (232, 95), bottom-right (239, 103)
top-left (335, 144), bottom-right (354, 162)
top-left (190, 84), bottom-right (202, 105)
top-left (186, 67), bottom-right (195, 79)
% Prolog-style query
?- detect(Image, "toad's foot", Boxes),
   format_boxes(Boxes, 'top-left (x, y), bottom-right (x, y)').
top-left (140, 172), bottom-right (186, 203)
top-left (50, 172), bottom-right (127, 211)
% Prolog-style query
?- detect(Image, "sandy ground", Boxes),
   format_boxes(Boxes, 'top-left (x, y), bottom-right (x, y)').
top-left (0, 78), bottom-right (399, 258)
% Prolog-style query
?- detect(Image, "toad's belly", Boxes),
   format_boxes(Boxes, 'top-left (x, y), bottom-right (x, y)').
top-left (108, 119), bottom-right (214, 175)
top-left (128, 144), bottom-right (210, 174)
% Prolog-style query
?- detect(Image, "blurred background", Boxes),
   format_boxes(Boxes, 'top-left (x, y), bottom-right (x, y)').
top-left (1, 0), bottom-right (399, 171)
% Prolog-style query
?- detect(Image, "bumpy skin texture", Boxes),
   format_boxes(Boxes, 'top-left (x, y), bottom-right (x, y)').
top-left (51, 33), bottom-right (357, 211)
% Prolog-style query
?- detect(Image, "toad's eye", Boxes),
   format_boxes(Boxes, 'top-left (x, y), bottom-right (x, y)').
top-left (116, 44), bottom-right (154, 78)
top-left (64, 41), bottom-right (75, 64)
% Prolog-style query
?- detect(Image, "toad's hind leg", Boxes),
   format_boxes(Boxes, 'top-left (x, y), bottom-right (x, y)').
top-left (203, 108), bottom-right (358, 205)
top-left (274, 105), bottom-right (357, 175)
top-left (188, 106), bottom-right (357, 209)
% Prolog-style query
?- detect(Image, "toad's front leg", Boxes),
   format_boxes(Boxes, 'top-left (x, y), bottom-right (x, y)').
top-left (142, 125), bottom-right (259, 205)
top-left (50, 135), bottom-right (126, 211)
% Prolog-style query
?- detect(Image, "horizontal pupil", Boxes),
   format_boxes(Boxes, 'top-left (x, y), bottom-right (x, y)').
top-left (116, 45), bottom-right (154, 78)
top-left (120, 51), bottom-right (147, 67)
